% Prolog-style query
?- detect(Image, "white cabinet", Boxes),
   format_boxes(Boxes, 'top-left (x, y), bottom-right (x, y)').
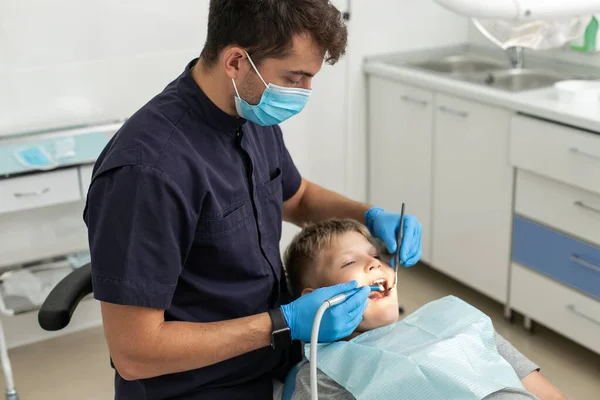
top-left (510, 115), bottom-right (600, 196)
top-left (431, 95), bottom-right (513, 303)
top-left (510, 263), bottom-right (600, 355)
top-left (367, 76), bottom-right (433, 263)
top-left (515, 170), bottom-right (600, 247)
top-left (0, 168), bottom-right (82, 215)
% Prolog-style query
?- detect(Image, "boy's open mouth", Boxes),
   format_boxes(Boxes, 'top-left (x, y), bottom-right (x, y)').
top-left (368, 278), bottom-right (390, 301)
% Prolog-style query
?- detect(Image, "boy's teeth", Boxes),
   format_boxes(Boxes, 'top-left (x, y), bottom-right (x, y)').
top-left (370, 279), bottom-right (388, 292)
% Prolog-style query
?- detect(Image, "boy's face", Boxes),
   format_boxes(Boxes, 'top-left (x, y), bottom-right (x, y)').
top-left (305, 231), bottom-right (400, 333)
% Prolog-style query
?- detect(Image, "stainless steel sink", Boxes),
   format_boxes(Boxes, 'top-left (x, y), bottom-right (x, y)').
top-left (402, 49), bottom-right (589, 92)
top-left (465, 69), bottom-right (572, 92)
top-left (408, 55), bottom-right (507, 75)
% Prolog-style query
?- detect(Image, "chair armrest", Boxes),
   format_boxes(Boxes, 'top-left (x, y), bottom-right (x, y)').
top-left (38, 263), bottom-right (93, 331)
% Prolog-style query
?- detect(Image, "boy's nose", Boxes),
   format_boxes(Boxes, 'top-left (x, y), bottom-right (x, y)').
top-left (367, 258), bottom-right (382, 271)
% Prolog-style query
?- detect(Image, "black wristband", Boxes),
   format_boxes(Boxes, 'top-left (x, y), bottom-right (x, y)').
top-left (268, 308), bottom-right (292, 350)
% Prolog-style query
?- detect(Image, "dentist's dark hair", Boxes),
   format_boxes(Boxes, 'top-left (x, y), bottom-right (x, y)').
top-left (200, 0), bottom-right (348, 67)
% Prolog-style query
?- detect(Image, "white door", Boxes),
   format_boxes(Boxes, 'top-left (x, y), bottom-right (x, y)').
top-left (367, 76), bottom-right (434, 263)
top-left (279, 0), bottom-right (349, 251)
top-left (432, 94), bottom-right (513, 303)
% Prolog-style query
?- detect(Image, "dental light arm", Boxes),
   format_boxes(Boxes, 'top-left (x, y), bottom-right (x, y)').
top-left (434, 0), bottom-right (600, 20)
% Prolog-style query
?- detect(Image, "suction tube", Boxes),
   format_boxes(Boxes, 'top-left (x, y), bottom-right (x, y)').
top-left (310, 285), bottom-right (384, 400)
top-left (310, 300), bottom-right (332, 400)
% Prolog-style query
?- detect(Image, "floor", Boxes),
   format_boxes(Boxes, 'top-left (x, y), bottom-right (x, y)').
top-left (1, 264), bottom-right (599, 400)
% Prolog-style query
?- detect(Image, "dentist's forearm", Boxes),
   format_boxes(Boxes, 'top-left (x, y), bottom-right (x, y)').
top-left (286, 180), bottom-right (371, 225)
top-left (101, 302), bottom-right (273, 380)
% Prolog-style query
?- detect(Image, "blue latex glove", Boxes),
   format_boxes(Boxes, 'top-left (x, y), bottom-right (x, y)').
top-left (280, 281), bottom-right (370, 343)
top-left (365, 207), bottom-right (422, 267)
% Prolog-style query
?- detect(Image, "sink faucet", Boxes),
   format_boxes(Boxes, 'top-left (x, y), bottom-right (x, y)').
top-left (506, 46), bottom-right (524, 69)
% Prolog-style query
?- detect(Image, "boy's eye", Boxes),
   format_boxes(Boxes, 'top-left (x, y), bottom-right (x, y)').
top-left (342, 261), bottom-right (355, 268)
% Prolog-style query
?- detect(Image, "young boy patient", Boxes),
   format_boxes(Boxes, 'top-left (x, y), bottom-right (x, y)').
top-left (284, 219), bottom-right (567, 400)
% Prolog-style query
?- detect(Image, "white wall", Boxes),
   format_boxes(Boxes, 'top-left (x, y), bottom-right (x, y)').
top-left (345, 0), bottom-right (469, 202)
top-left (0, 0), bottom-right (209, 137)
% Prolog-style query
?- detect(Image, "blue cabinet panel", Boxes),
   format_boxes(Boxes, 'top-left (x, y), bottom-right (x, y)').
top-left (512, 216), bottom-right (600, 300)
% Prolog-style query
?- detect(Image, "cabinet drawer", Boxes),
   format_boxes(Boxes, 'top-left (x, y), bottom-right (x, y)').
top-left (515, 170), bottom-right (600, 247)
top-left (512, 216), bottom-right (600, 300)
top-left (510, 263), bottom-right (600, 355)
top-left (509, 115), bottom-right (600, 195)
top-left (79, 164), bottom-right (94, 197)
top-left (0, 168), bottom-right (81, 214)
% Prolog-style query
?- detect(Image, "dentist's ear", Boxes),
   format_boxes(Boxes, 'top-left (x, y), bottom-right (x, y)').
top-left (222, 46), bottom-right (249, 80)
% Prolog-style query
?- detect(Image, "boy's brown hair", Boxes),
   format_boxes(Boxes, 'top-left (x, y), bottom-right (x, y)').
top-left (283, 219), bottom-right (384, 298)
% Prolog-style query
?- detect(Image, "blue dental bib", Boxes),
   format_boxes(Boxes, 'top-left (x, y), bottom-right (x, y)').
top-left (306, 296), bottom-right (524, 400)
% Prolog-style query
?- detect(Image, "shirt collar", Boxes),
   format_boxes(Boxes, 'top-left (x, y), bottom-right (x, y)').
top-left (177, 58), bottom-right (247, 133)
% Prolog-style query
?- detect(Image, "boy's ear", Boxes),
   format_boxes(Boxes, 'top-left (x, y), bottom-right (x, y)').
top-left (301, 288), bottom-right (315, 297)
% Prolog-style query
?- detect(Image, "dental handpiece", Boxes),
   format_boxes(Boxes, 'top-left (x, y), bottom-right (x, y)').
top-left (327, 284), bottom-right (386, 307)
top-left (370, 284), bottom-right (385, 292)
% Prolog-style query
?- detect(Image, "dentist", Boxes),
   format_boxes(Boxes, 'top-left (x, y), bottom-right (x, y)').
top-left (84, 1), bottom-right (422, 399)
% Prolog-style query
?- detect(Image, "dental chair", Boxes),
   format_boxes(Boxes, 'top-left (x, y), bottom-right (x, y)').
top-left (38, 263), bottom-right (306, 400)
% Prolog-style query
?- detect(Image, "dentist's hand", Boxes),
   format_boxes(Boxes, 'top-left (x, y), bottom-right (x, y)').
top-left (365, 207), bottom-right (422, 267)
top-left (280, 281), bottom-right (369, 343)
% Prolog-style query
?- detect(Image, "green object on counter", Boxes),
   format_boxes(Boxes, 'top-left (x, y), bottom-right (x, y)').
top-left (570, 16), bottom-right (599, 52)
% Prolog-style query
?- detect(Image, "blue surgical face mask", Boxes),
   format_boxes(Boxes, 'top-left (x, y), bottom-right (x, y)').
top-left (232, 51), bottom-right (312, 126)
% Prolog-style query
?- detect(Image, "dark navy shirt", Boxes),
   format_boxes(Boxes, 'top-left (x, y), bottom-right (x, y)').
top-left (84, 59), bottom-right (302, 400)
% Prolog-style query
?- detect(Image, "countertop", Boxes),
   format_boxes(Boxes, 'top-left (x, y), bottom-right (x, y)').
top-left (0, 122), bottom-right (121, 178)
top-left (364, 44), bottom-right (600, 133)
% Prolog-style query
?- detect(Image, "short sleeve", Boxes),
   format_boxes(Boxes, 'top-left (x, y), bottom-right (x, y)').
top-left (495, 332), bottom-right (540, 379)
top-left (84, 165), bottom-right (197, 309)
top-left (275, 126), bottom-right (302, 201)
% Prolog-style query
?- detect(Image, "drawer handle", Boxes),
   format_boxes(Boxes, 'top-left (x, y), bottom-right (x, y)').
top-left (574, 200), bottom-right (600, 215)
top-left (566, 304), bottom-right (600, 326)
top-left (570, 255), bottom-right (600, 273)
top-left (569, 147), bottom-right (600, 162)
top-left (438, 106), bottom-right (469, 118)
top-left (12, 187), bottom-right (50, 198)
top-left (401, 95), bottom-right (429, 107)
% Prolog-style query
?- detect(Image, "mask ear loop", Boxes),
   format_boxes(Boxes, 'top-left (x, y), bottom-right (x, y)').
top-left (243, 50), bottom-right (268, 88)
top-left (231, 78), bottom-right (242, 98)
